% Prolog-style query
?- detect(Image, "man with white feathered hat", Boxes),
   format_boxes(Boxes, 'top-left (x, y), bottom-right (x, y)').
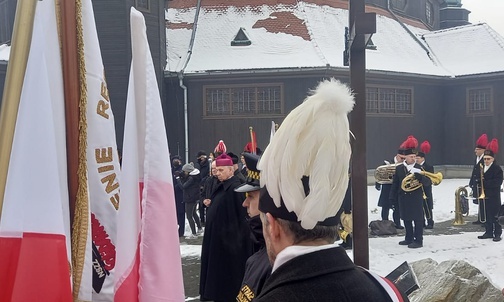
top-left (255, 79), bottom-right (409, 301)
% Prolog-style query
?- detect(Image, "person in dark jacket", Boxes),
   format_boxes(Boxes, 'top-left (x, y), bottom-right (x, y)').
top-left (416, 140), bottom-right (435, 229)
top-left (376, 151), bottom-right (405, 229)
top-left (171, 156), bottom-right (185, 237)
top-left (176, 163), bottom-right (202, 239)
top-left (228, 152), bottom-right (246, 184)
top-left (390, 136), bottom-right (431, 249)
top-left (199, 154), bottom-right (252, 302)
top-left (477, 139), bottom-right (503, 242)
top-left (200, 160), bottom-right (218, 227)
top-left (195, 150), bottom-right (210, 225)
top-left (235, 153), bottom-right (271, 302)
top-left (255, 79), bottom-right (408, 302)
top-left (469, 133), bottom-right (488, 225)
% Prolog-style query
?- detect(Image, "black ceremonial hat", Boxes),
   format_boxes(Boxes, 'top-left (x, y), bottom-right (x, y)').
top-left (235, 153), bottom-right (261, 193)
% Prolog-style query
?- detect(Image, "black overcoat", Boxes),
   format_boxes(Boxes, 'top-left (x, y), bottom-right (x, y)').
top-left (389, 163), bottom-right (432, 221)
top-left (377, 158), bottom-right (395, 208)
top-left (482, 163), bottom-right (503, 220)
top-left (469, 157), bottom-right (485, 198)
top-left (199, 176), bottom-right (253, 301)
top-left (255, 247), bottom-right (407, 302)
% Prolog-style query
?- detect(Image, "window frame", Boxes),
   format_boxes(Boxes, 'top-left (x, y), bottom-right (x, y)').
top-left (425, 1), bottom-right (434, 25)
top-left (366, 85), bottom-right (414, 116)
top-left (203, 83), bottom-right (285, 119)
top-left (466, 86), bottom-right (493, 116)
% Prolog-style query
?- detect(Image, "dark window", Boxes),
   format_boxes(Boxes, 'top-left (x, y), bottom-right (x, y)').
top-left (425, 1), bottom-right (433, 25)
top-left (135, 0), bottom-right (150, 12)
top-left (391, 0), bottom-right (407, 11)
top-left (366, 86), bottom-right (413, 115)
top-left (231, 28), bottom-right (251, 46)
top-left (467, 87), bottom-right (492, 115)
top-left (204, 84), bottom-right (283, 117)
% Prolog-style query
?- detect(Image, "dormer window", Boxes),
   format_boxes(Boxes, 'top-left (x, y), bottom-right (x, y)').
top-left (231, 28), bottom-right (251, 46)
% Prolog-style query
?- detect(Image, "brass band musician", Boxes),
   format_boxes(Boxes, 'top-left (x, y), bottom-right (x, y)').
top-left (376, 149), bottom-right (405, 229)
top-left (477, 139), bottom-right (503, 242)
top-left (416, 140), bottom-right (434, 229)
top-left (389, 135), bottom-right (431, 249)
top-left (469, 134), bottom-right (488, 225)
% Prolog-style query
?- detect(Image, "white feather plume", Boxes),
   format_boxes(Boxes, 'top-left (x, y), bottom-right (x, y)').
top-left (257, 78), bottom-right (354, 229)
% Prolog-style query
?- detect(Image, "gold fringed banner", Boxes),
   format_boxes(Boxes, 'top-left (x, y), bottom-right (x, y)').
top-left (72, 0), bottom-right (90, 297)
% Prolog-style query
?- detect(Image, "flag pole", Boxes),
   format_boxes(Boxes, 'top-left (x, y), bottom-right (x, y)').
top-left (59, 0), bottom-right (80, 228)
top-left (0, 0), bottom-right (38, 220)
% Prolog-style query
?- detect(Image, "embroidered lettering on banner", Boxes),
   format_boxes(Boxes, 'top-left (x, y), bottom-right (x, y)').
top-left (95, 147), bottom-right (120, 210)
top-left (97, 80), bottom-right (111, 119)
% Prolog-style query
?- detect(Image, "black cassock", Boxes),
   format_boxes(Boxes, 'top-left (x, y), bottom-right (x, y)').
top-left (199, 176), bottom-right (253, 301)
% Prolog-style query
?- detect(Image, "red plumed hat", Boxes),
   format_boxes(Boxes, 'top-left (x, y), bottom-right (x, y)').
top-left (476, 134), bottom-right (488, 149)
top-left (398, 141), bottom-right (406, 155)
top-left (484, 139), bottom-right (499, 157)
top-left (244, 142), bottom-right (253, 153)
top-left (402, 135), bottom-right (418, 155)
top-left (214, 140), bottom-right (227, 155)
top-left (418, 140), bottom-right (431, 157)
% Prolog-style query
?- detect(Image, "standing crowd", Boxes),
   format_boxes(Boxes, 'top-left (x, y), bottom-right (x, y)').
top-left (168, 79), bottom-right (504, 301)
top-left (169, 79), bottom-right (412, 302)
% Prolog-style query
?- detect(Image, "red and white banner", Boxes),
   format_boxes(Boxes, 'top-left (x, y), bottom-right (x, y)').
top-left (0, 1), bottom-right (72, 301)
top-left (114, 8), bottom-right (185, 302)
top-left (78, 0), bottom-right (121, 300)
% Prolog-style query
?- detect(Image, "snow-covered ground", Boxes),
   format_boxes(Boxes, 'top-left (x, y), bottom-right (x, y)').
top-left (180, 178), bottom-right (504, 290)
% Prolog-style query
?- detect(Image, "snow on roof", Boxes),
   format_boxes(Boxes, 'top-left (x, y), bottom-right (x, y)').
top-left (0, 44), bottom-right (10, 61)
top-left (421, 23), bottom-right (504, 76)
top-left (166, 2), bottom-right (504, 78)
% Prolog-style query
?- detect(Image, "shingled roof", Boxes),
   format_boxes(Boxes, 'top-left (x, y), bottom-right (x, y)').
top-left (166, 0), bottom-right (504, 77)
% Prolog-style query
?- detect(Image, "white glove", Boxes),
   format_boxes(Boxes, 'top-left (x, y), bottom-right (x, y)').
top-left (409, 167), bottom-right (422, 174)
top-left (384, 160), bottom-right (390, 165)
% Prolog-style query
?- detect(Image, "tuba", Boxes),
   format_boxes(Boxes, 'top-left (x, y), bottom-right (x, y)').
top-left (374, 163), bottom-right (401, 184)
top-left (453, 186), bottom-right (469, 225)
top-left (401, 170), bottom-right (443, 192)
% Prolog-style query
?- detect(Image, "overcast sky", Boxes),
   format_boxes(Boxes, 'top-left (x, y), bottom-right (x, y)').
top-left (463, 0), bottom-right (504, 37)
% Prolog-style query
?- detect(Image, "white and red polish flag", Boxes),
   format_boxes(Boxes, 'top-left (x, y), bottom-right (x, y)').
top-left (114, 7), bottom-right (185, 302)
top-left (0, 1), bottom-right (72, 301)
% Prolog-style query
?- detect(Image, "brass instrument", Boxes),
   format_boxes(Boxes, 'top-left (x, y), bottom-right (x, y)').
top-left (374, 163), bottom-right (401, 184)
top-left (401, 170), bottom-right (443, 192)
top-left (453, 186), bottom-right (469, 225)
top-left (478, 163), bottom-right (486, 199)
top-left (478, 163), bottom-right (487, 223)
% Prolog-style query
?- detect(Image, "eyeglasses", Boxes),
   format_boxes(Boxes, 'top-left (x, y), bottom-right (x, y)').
top-left (483, 158), bottom-right (493, 161)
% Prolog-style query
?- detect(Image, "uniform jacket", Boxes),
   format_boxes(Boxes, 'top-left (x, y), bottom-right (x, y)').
top-left (389, 163), bottom-right (432, 221)
top-left (482, 163), bottom-right (503, 219)
top-left (469, 157), bottom-right (485, 198)
top-left (237, 248), bottom-right (271, 302)
top-left (199, 176), bottom-right (253, 301)
top-left (255, 247), bottom-right (407, 302)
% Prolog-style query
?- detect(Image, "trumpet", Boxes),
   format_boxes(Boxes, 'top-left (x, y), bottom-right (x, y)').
top-left (374, 162), bottom-right (401, 184)
top-left (401, 170), bottom-right (443, 192)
